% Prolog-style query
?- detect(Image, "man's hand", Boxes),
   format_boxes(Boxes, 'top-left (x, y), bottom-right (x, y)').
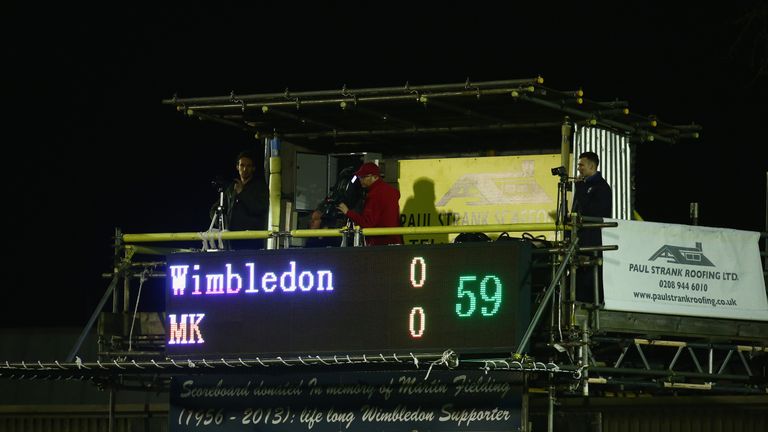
top-left (337, 202), bottom-right (349, 215)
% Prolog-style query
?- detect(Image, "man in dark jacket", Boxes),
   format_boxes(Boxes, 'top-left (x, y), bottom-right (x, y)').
top-left (337, 162), bottom-right (403, 246)
top-left (572, 151), bottom-right (612, 302)
top-left (211, 151), bottom-right (269, 249)
top-left (573, 151), bottom-right (612, 246)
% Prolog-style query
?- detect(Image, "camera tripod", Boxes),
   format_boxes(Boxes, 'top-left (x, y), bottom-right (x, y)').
top-left (205, 185), bottom-right (229, 250)
top-left (338, 217), bottom-right (363, 247)
top-left (554, 171), bottom-right (579, 243)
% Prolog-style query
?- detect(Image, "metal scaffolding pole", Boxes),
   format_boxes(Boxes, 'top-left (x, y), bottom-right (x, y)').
top-left (162, 78), bottom-right (544, 105)
top-left (516, 238), bottom-right (579, 355)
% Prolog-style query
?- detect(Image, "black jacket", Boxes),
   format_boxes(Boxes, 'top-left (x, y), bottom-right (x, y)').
top-left (572, 171), bottom-right (612, 247)
top-left (211, 178), bottom-right (269, 231)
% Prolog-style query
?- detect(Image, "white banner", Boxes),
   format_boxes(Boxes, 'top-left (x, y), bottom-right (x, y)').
top-left (602, 219), bottom-right (768, 321)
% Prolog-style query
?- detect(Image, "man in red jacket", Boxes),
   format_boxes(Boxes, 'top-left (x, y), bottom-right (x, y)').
top-left (337, 162), bottom-right (403, 246)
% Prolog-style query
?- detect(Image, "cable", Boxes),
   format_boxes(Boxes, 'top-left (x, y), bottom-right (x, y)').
top-left (128, 266), bottom-right (153, 352)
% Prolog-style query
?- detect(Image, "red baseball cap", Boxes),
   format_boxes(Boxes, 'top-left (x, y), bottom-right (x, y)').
top-left (354, 162), bottom-right (381, 178)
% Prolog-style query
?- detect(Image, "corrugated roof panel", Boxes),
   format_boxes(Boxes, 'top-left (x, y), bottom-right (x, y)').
top-left (573, 125), bottom-right (632, 219)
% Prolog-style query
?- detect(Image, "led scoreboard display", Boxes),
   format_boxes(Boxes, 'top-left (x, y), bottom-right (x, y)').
top-left (165, 242), bottom-right (532, 357)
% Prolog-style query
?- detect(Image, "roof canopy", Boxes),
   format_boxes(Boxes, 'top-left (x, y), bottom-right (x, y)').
top-left (163, 78), bottom-right (701, 154)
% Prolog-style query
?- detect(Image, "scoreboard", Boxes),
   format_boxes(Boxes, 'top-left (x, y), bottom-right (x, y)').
top-left (165, 242), bottom-right (532, 357)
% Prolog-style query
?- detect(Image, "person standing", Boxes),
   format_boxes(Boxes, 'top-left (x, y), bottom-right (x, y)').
top-left (572, 151), bottom-right (612, 302)
top-left (211, 150), bottom-right (269, 248)
top-left (573, 151), bottom-right (612, 245)
top-left (337, 162), bottom-right (403, 246)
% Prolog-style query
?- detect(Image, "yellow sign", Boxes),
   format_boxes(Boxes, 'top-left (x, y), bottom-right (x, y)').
top-left (398, 155), bottom-right (561, 244)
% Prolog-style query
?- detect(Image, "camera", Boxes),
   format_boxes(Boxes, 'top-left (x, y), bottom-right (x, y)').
top-left (317, 166), bottom-right (364, 219)
top-left (550, 166), bottom-right (567, 177)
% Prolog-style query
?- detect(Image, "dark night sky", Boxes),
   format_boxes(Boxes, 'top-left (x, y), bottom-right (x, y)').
top-left (3, 2), bottom-right (767, 327)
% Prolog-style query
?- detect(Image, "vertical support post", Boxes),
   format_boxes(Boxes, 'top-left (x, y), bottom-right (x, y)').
top-left (569, 225), bottom-right (579, 327)
top-left (108, 387), bottom-right (116, 432)
top-left (120, 227), bottom-right (130, 315)
top-left (113, 228), bottom-right (122, 313)
top-left (144, 401), bottom-right (151, 432)
top-left (547, 383), bottom-right (555, 432)
top-left (593, 251), bottom-right (600, 307)
top-left (521, 374), bottom-right (529, 432)
top-left (594, 267), bottom-right (601, 330)
top-left (122, 273), bottom-right (131, 313)
top-left (284, 201), bottom-right (293, 249)
top-left (690, 202), bottom-right (699, 226)
top-left (569, 255), bottom-right (578, 326)
top-left (561, 117), bottom-right (572, 174)
top-left (581, 321), bottom-right (590, 397)
top-left (267, 136), bottom-right (282, 250)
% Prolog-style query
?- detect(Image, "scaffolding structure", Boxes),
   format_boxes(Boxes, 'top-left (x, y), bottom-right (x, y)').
top-left (4, 78), bottom-right (768, 432)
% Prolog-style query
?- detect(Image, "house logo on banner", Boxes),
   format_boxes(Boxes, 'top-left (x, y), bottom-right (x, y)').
top-left (648, 242), bottom-right (715, 267)
top-left (435, 173), bottom-right (551, 206)
top-left (398, 155), bottom-right (561, 245)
